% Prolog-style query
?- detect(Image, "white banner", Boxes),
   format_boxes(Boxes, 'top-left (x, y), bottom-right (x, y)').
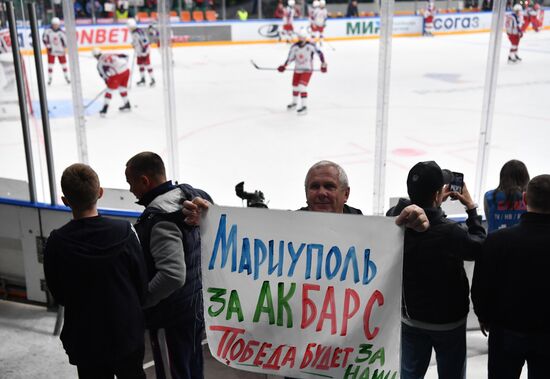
top-left (201, 206), bottom-right (404, 378)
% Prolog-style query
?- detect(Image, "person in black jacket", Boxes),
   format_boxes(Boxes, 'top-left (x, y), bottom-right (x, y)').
top-left (43, 163), bottom-right (148, 379)
top-left (125, 151), bottom-right (213, 379)
top-left (472, 174), bottom-right (550, 379)
top-left (387, 161), bottom-right (486, 379)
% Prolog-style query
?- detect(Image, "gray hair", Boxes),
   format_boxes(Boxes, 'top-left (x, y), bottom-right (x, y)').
top-left (304, 160), bottom-right (349, 189)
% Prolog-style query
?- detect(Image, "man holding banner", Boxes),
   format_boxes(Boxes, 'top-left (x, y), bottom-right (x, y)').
top-left (126, 151), bottom-right (213, 379)
top-left (387, 161), bottom-right (486, 379)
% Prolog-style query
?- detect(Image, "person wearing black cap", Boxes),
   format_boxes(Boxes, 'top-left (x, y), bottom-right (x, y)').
top-left (387, 161), bottom-right (486, 379)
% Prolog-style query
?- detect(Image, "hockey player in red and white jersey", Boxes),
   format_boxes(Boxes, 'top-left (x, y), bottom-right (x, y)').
top-left (92, 48), bottom-right (131, 116)
top-left (423, 1), bottom-right (436, 36)
top-left (523, 1), bottom-right (542, 32)
top-left (278, 29), bottom-right (327, 115)
top-left (281, 0), bottom-right (297, 43)
top-left (127, 18), bottom-right (155, 87)
top-left (42, 17), bottom-right (70, 85)
top-left (311, 0), bottom-right (328, 46)
top-left (506, 4), bottom-right (525, 63)
top-left (0, 26), bottom-right (10, 54)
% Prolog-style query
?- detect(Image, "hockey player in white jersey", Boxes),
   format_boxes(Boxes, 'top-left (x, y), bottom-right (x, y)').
top-left (281, 0), bottom-right (297, 43)
top-left (42, 17), bottom-right (70, 85)
top-left (0, 26), bottom-right (10, 54)
top-left (127, 18), bottom-right (155, 87)
top-left (278, 29), bottom-right (327, 115)
top-left (311, 0), bottom-right (328, 46)
top-left (506, 4), bottom-right (524, 63)
top-left (92, 48), bottom-right (131, 116)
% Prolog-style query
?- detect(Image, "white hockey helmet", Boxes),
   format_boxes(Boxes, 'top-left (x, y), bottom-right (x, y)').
top-left (513, 3), bottom-right (523, 11)
top-left (312, 0), bottom-right (320, 7)
top-left (297, 28), bottom-right (309, 41)
top-left (319, 0), bottom-right (326, 7)
top-left (91, 47), bottom-right (102, 58)
top-left (288, 0), bottom-right (295, 7)
top-left (127, 18), bottom-right (137, 29)
top-left (51, 17), bottom-right (61, 25)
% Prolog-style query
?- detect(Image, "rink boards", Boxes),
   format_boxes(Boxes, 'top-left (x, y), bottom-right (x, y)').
top-left (12, 9), bottom-right (550, 53)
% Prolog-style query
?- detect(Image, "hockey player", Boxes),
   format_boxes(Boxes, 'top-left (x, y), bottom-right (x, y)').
top-left (0, 25), bottom-right (10, 54)
top-left (147, 23), bottom-right (160, 47)
top-left (281, 0), bottom-right (297, 43)
top-left (277, 29), bottom-right (327, 115)
top-left (506, 4), bottom-right (524, 63)
top-left (311, 0), bottom-right (328, 46)
top-left (92, 48), bottom-right (131, 117)
top-left (523, 1), bottom-right (542, 32)
top-left (42, 17), bottom-right (70, 85)
top-left (422, 1), bottom-right (436, 36)
top-left (127, 18), bottom-right (155, 87)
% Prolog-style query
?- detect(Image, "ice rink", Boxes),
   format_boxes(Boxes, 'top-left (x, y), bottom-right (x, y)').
top-left (2, 30), bottom-right (549, 212)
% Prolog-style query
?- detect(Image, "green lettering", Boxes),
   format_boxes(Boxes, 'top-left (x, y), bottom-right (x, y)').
top-left (207, 287), bottom-right (227, 318)
top-left (227, 289), bottom-right (244, 322)
top-left (253, 281), bottom-right (275, 324)
top-left (277, 282), bottom-right (296, 327)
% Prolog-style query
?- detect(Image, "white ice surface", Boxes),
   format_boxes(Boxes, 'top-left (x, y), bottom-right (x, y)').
top-left (2, 31), bottom-right (549, 213)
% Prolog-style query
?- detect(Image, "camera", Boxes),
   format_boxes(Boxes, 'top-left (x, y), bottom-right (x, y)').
top-left (235, 181), bottom-right (268, 208)
top-left (446, 171), bottom-right (464, 200)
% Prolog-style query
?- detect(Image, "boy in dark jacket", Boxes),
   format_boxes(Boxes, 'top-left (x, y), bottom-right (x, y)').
top-left (387, 161), bottom-right (486, 379)
top-left (44, 163), bottom-right (148, 379)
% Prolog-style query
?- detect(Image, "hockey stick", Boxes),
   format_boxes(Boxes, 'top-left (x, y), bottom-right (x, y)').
top-left (84, 89), bottom-right (106, 109)
top-left (250, 60), bottom-right (322, 72)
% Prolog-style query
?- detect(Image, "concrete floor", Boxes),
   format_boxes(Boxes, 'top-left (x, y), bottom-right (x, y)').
top-left (0, 299), bottom-right (530, 378)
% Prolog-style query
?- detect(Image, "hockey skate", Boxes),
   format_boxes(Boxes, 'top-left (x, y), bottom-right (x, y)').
top-left (99, 104), bottom-right (108, 117)
top-left (515, 55), bottom-right (522, 61)
top-left (47, 78), bottom-right (52, 86)
top-left (136, 78), bottom-right (146, 86)
top-left (297, 106), bottom-right (308, 115)
top-left (287, 102), bottom-right (297, 111)
top-left (150, 79), bottom-right (156, 87)
top-left (119, 102), bottom-right (132, 112)
top-left (508, 56), bottom-right (517, 64)
top-left (65, 76), bottom-right (71, 84)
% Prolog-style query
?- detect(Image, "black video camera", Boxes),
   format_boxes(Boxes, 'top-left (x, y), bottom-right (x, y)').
top-left (235, 181), bottom-right (268, 208)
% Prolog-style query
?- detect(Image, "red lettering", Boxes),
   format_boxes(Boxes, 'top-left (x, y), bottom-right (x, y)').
top-left (121, 28), bottom-right (129, 42)
top-left (318, 347), bottom-right (332, 370)
top-left (209, 325), bottom-right (245, 359)
top-left (253, 342), bottom-right (272, 367)
top-left (341, 288), bottom-right (360, 336)
top-left (281, 346), bottom-right (296, 368)
top-left (109, 28), bottom-right (119, 43)
top-left (263, 345), bottom-right (285, 370)
top-left (311, 344), bottom-right (328, 368)
top-left (96, 29), bottom-right (106, 44)
top-left (300, 342), bottom-right (317, 369)
top-left (363, 290), bottom-right (384, 340)
top-left (80, 29), bottom-right (93, 44)
top-left (229, 338), bottom-right (245, 361)
top-left (301, 283), bottom-right (320, 329)
top-left (238, 340), bottom-right (259, 362)
top-left (341, 347), bottom-right (354, 367)
top-left (316, 286), bottom-right (337, 334)
top-left (330, 347), bottom-right (342, 368)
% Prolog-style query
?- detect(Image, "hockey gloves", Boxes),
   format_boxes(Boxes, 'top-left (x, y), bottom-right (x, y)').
top-left (278, 65), bottom-right (286, 73)
top-left (321, 62), bottom-right (327, 73)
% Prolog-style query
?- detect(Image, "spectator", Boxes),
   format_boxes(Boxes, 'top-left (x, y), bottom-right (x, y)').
top-left (346, 0), bottom-right (359, 17)
top-left (74, 0), bottom-right (87, 18)
top-left (237, 7), bottom-right (249, 20)
top-left (481, 0), bottom-right (493, 11)
top-left (85, 0), bottom-right (103, 17)
top-left (182, 160), bottom-right (429, 232)
top-left (274, 0), bottom-right (285, 18)
top-left (472, 174), bottom-right (550, 379)
top-left (387, 161), bottom-right (486, 379)
top-left (125, 151), bottom-right (213, 379)
top-left (43, 163), bottom-right (147, 379)
top-left (484, 159), bottom-right (529, 232)
top-left (116, 0), bottom-right (129, 20)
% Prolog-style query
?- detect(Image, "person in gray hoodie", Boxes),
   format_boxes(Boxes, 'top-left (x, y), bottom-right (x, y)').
top-left (43, 163), bottom-right (148, 379)
top-left (126, 151), bottom-right (212, 379)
